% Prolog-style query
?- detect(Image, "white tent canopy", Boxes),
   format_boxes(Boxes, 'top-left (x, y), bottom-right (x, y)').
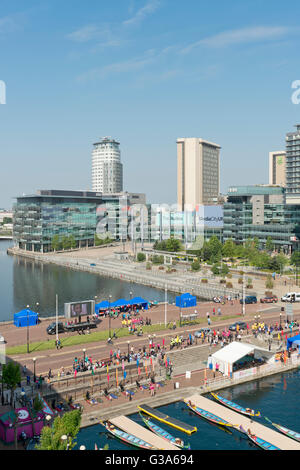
top-left (207, 341), bottom-right (272, 376)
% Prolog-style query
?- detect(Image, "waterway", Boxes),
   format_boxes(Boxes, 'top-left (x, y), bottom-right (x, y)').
top-left (75, 369), bottom-right (300, 450)
top-left (0, 240), bottom-right (177, 323)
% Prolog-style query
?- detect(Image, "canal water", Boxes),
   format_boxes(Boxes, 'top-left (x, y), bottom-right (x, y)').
top-left (0, 240), bottom-right (177, 323)
top-left (75, 368), bottom-right (300, 450)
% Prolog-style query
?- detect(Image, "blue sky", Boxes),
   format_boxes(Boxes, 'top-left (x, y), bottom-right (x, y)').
top-left (1, 0), bottom-right (300, 208)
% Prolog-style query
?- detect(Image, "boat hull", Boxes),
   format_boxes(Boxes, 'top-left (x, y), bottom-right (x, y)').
top-left (101, 420), bottom-right (156, 450)
top-left (140, 413), bottom-right (188, 449)
top-left (210, 392), bottom-right (260, 418)
top-left (184, 400), bottom-right (232, 427)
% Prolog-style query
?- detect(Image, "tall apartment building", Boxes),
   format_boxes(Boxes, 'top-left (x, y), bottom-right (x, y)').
top-left (269, 151), bottom-right (286, 186)
top-left (92, 137), bottom-right (123, 193)
top-left (177, 138), bottom-right (221, 211)
top-left (286, 124), bottom-right (300, 198)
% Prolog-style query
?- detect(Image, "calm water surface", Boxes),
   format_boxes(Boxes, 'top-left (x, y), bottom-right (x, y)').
top-left (75, 369), bottom-right (300, 450)
top-left (0, 240), bottom-right (176, 322)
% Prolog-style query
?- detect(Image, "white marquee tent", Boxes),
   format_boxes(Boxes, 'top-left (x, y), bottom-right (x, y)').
top-left (207, 341), bottom-right (274, 376)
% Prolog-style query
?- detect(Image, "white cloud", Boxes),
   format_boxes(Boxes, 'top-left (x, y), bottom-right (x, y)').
top-left (0, 15), bottom-right (21, 34)
top-left (180, 25), bottom-right (291, 54)
top-left (77, 48), bottom-right (163, 82)
top-left (123, 0), bottom-right (161, 27)
top-left (66, 25), bottom-right (100, 43)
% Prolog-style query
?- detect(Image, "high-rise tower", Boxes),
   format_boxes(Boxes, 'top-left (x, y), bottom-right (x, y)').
top-left (92, 137), bottom-right (123, 193)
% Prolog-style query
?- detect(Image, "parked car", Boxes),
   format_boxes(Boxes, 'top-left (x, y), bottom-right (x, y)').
top-left (194, 328), bottom-right (212, 338)
top-left (260, 295), bottom-right (278, 303)
top-left (239, 296), bottom-right (257, 304)
top-left (228, 321), bottom-right (248, 331)
top-left (281, 292), bottom-right (300, 302)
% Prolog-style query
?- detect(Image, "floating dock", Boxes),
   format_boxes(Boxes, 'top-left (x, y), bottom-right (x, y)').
top-left (186, 394), bottom-right (300, 450)
top-left (138, 403), bottom-right (197, 435)
top-left (109, 415), bottom-right (179, 450)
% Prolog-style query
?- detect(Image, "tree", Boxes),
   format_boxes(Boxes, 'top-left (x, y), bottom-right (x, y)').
top-left (222, 239), bottom-right (236, 258)
top-left (2, 362), bottom-right (21, 406)
top-left (291, 251), bottom-right (300, 267)
top-left (208, 236), bottom-right (223, 258)
top-left (191, 260), bottom-right (201, 271)
top-left (61, 235), bottom-right (71, 250)
top-left (37, 409), bottom-right (81, 450)
top-left (211, 263), bottom-right (220, 276)
top-left (68, 235), bottom-right (77, 249)
top-left (51, 234), bottom-right (61, 251)
top-left (266, 236), bottom-right (274, 253)
top-left (29, 395), bottom-right (44, 437)
top-left (165, 238), bottom-right (182, 252)
top-left (137, 252), bottom-right (146, 262)
top-left (220, 263), bottom-right (229, 277)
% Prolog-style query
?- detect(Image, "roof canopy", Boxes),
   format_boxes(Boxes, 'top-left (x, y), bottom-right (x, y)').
top-left (95, 296), bottom-right (149, 313)
top-left (13, 310), bottom-right (38, 327)
top-left (211, 342), bottom-right (255, 364)
top-left (208, 341), bottom-right (272, 376)
top-left (287, 334), bottom-right (300, 349)
top-left (176, 293), bottom-right (197, 308)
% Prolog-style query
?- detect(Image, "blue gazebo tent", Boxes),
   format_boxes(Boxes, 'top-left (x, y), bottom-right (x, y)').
top-left (129, 297), bottom-right (149, 310)
top-left (176, 293), bottom-right (197, 308)
top-left (14, 309), bottom-right (39, 328)
top-left (287, 334), bottom-right (300, 349)
top-left (110, 299), bottom-right (129, 308)
top-left (95, 301), bottom-right (110, 313)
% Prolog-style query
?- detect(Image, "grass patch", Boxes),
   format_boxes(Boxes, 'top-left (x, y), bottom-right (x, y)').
top-left (6, 323), bottom-right (170, 356)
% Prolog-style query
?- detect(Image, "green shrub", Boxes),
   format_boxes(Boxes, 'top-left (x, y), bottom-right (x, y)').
top-left (137, 252), bottom-right (146, 262)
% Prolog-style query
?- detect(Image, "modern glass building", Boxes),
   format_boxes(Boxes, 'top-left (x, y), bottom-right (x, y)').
top-left (286, 124), bottom-right (300, 195)
top-left (223, 185), bottom-right (300, 252)
top-left (129, 204), bottom-right (223, 247)
top-left (13, 190), bottom-right (145, 252)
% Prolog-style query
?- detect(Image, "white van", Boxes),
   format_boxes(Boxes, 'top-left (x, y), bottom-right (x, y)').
top-left (281, 292), bottom-right (300, 302)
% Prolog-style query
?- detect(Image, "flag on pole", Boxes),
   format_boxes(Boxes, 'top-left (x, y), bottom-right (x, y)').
top-left (138, 366), bottom-right (141, 376)
top-left (122, 360), bottom-right (125, 370)
top-left (123, 370), bottom-right (127, 379)
top-left (107, 373), bottom-right (110, 384)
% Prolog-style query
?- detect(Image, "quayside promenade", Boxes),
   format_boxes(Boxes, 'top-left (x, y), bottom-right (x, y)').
top-left (8, 243), bottom-right (297, 301)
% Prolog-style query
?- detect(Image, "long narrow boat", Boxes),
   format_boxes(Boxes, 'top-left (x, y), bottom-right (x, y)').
top-left (210, 392), bottom-right (261, 417)
top-left (184, 399), bottom-right (232, 427)
top-left (100, 420), bottom-right (156, 450)
top-left (138, 404), bottom-right (197, 435)
top-left (139, 412), bottom-right (190, 449)
top-left (265, 417), bottom-right (300, 442)
top-left (243, 427), bottom-right (280, 450)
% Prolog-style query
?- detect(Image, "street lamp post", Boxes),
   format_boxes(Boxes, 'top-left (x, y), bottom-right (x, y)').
top-left (127, 340), bottom-right (130, 357)
top-left (130, 291), bottom-right (133, 313)
top-left (61, 434), bottom-right (69, 450)
top-left (26, 305), bottom-right (30, 354)
top-left (83, 349), bottom-right (86, 363)
top-left (33, 357), bottom-right (36, 384)
top-left (109, 295), bottom-right (112, 339)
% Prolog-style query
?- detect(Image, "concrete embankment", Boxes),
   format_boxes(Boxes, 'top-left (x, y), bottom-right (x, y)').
top-left (7, 247), bottom-right (242, 300)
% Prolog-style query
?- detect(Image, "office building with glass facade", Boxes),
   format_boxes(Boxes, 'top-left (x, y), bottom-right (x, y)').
top-left (13, 190), bottom-right (145, 252)
top-left (223, 185), bottom-right (300, 252)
